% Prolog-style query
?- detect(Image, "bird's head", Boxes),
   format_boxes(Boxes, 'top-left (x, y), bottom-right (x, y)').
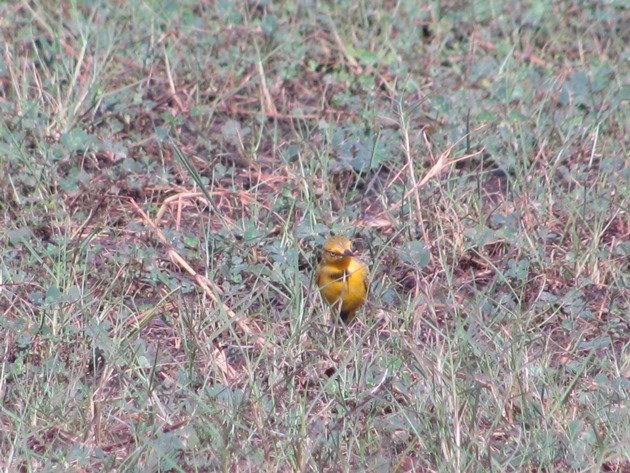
top-left (321, 236), bottom-right (356, 265)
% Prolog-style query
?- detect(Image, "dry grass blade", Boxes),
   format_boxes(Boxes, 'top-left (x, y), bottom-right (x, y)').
top-left (127, 198), bottom-right (267, 349)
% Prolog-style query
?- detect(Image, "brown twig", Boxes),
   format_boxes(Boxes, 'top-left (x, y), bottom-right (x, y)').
top-left (127, 198), bottom-right (266, 350)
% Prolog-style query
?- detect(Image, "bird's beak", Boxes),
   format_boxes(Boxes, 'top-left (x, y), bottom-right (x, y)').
top-left (343, 249), bottom-right (356, 257)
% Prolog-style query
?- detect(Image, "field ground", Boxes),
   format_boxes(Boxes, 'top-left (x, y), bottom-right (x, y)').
top-left (0, 1), bottom-right (628, 471)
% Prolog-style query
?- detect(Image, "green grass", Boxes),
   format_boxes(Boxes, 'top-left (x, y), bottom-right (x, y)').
top-left (1, 1), bottom-right (628, 471)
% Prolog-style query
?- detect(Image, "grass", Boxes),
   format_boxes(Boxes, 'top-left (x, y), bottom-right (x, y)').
top-left (1, 1), bottom-right (628, 471)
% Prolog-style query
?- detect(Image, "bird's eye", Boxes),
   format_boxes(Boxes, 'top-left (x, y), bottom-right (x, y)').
top-left (328, 251), bottom-right (336, 257)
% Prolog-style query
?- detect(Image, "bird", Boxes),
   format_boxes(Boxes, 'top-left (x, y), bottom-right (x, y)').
top-left (315, 235), bottom-right (369, 323)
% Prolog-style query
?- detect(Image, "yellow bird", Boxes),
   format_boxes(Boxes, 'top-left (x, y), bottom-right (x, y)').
top-left (315, 235), bottom-right (369, 323)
